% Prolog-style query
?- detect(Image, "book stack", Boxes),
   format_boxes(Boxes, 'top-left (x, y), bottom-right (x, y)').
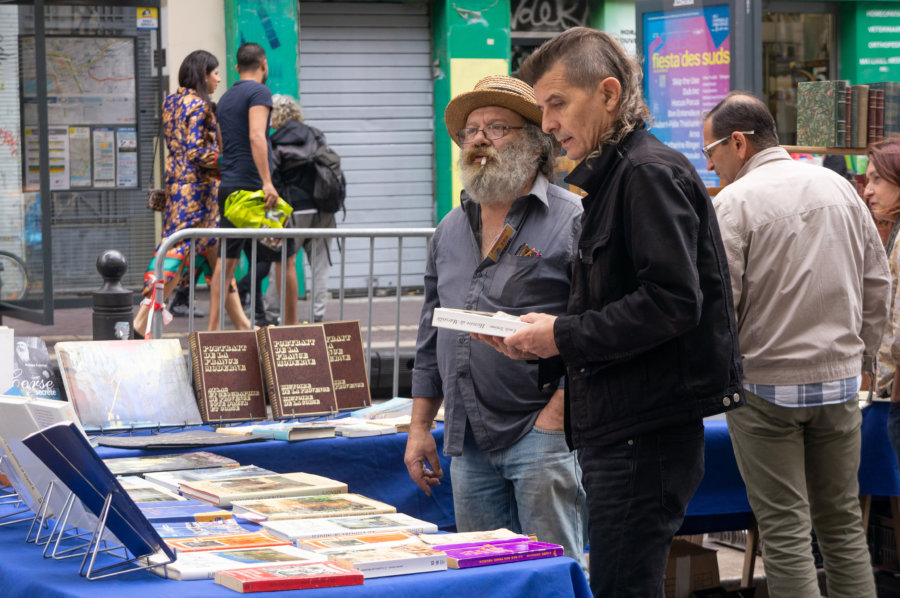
top-left (797, 79), bottom-right (899, 148)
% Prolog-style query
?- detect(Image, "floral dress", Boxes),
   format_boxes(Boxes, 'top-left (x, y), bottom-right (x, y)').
top-left (141, 87), bottom-right (219, 297)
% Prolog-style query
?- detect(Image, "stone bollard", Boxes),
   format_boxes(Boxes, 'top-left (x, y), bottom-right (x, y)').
top-left (92, 250), bottom-right (133, 340)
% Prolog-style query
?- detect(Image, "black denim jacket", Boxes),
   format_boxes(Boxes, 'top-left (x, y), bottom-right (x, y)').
top-left (551, 127), bottom-right (744, 448)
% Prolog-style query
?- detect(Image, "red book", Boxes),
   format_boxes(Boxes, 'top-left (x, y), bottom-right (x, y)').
top-left (214, 561), bottom-right (364, 592)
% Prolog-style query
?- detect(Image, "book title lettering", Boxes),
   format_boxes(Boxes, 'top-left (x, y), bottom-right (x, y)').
top-left (208, 387), bottom-right (261, 413)
top-left (202, 345), bottom-right (249, 372)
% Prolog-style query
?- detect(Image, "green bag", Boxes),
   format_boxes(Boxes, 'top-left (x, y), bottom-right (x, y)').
top-left (222, 189), bottom-right (293, 229)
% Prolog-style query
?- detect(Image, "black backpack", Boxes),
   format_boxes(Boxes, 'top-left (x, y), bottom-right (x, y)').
top-left (308, 127), bottom-right (347, 215)
top-left (272, 122), bottom-right (346, 217)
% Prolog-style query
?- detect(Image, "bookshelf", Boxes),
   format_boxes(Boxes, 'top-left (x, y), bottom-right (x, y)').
top-left (781, 145), bottom-right (867, 156)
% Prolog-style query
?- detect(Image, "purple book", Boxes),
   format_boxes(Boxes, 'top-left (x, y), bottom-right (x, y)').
top-left (433, 539), bottom-right (563, 569)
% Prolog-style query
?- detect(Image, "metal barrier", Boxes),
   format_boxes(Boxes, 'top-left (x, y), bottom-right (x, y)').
top-left (149, 227), bottom-right (435, 397)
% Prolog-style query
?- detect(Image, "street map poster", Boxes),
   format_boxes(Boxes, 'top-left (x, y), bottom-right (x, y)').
top-left (20, 36), bottom-right (136, 126)
top-left (643, 4), bottom-right (730, 187)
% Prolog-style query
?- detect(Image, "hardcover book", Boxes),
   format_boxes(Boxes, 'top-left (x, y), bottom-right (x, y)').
top-left (143, 464), bottom-right (276, 493)
top-left (797, 80), bottom-right (842, 147)
top-left (21, 422), bottom-right (176, 563)
top-left (298, 529), bottom-right (423, 553)
top-left (261, 512), bottom-right (439, 542)
top-left (148, 545), bottom-right (322, 581)
top-left (118, 475), bottom-right (188, 503)
top-left (189, 330), bottom-right (267, 423)
top-left (322, 320), bottom-right (371, 411)
top-left (432, 307), bottom-right (530, 337)
top-left (326, 542), bottom-right (447, 578)
top-left (11, 336), bottom-right (63, 400)
top-left (95, 429), bottom-right (266, 450)
top-left (55, 339), bottom-right (203, 430)
top-left (153, 518), bottom-right (250, 538)
top-left (139, 501), bottom-right (233, 524)
top-left (432, 538), bottom-right (564, 568)
top-left (217, 421), bottom-right (336, 442)
top-left (165, 531), bottom-right (291, 553)
top-left (851, 84), bottom-right (869, 148)
top-left (231, 493), bottom-right (396, 522)
top-left (179, 472), bottom-right (348, 507)
top-left (103, 450), bottom-right (239, 476)
top-left (256, 325), bottom-right (338, 418)
top-left (214, 561), bottom-right (364, 592)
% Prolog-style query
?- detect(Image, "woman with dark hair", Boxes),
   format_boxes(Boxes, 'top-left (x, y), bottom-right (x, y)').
top-left (867, 138), bottom-right (900, 460)
top-left (134, 50), bottom-right (250, 336)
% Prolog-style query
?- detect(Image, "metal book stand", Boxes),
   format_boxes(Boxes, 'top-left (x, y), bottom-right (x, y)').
top-left (30, 483), bottom-right (112, 561)
top-left (0, 456), bottom-right (35, 527)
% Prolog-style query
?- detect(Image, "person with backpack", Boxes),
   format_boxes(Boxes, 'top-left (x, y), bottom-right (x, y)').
top-left (270, 94), bottom-right (344, 322)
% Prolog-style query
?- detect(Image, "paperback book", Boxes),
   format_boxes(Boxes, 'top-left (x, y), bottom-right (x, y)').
top-left (143, 464), bottom-right (276, 493)
top-left (432, 307), bottom-right (530, 337)
top-left (418, 528), bottom-right (529, 545)
top-left (103, 450), bottom-right (239, 476)
top-left (189, 330), bottom-right (267, 423)
top-left (56, 339), bottom-right (203, 430)
top-left (298, 529), bottom-right (423, 553)
top-left (153, 518), bottom-right (250, 538)
top-left (431, 538), bottom-right (564, 568)
top-left (216, 421), bottom-right (336, 442)
top-left (214, 561), bottom-right (364, 592)
top-left (333, 421), bottom-right (397, 437)
top-left (256, 324), bottom-right (338, 418)
top-left (139, 501), bottom-right (233, 524)
top-left (179, 471), bottom-right (348, 507)
top-left (148, 545), bottom-right (322, 581)
top-left (232, 493), bottom-right (396, 522)
top-left (165, 531), bottom-right (291, 553)
top-left (348, 397), bottom-right (414, 420)
top-left (118, 475), bottom-right (188, 503)
top-left (261, 512), bottom-right (439, 542)
top-left (326, 543), bottom-right (447, 578)
top-left (11, 336), bottom-right (64, 400)
top-left (322, 320), bottom-right (371, 411)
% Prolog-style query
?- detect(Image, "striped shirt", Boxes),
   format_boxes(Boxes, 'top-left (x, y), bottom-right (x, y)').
top-left (744, 375), bottom-right (861, 408)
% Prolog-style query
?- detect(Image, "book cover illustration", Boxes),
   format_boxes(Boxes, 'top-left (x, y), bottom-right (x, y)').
top-left (433, 539), bottom-right (564, 568)
top-left (232, 493), bottom-right (396, 522)
top-left (322, 320), bottom-right (371, 411)
top-left (189, 330), bottom-right (267, 423)
top-left (165, 531), bottom-right (291, 553)
top-left (256, 325), bottom-right (338, 418)
top-left (103, 450), bottom-right (238, 475)
top-left (153, 518), bottom-right (250, 538)
top-left (218, 421), bottom-right (336, 442)
top-left (21, 422), bottom-right (175, 562)
top-left (144, 464), bottom-right (275, 493)
top-left (299, 529), bottom-right (423, 553)
top-left (118, 475), bottom-right (186, 503)
top-left (56, 339), bottom-right (202, 430)
top-left (180, 472), bottom-right (347, 507)
top-left (148, 545), bottom-right (321, 581)
top-left (139, 501), bottom-right (233, 524)
top-left (261, 513), bottom-right (439, 541)
top-left (797, 80), bottom-right (841, 147)
top-left (95, 429), bottom-right (266, 450)
top-left (418, 528), bottom-right (529, 545)
top-left (11, 336), bottom-right (63, 400)
top-left (214, 561), bottom-right (364, 592)
top-left (326, 542), bottom-right (447, 578)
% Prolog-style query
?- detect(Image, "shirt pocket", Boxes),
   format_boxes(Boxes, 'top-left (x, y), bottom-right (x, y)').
top-left (489, 255), bottom-right (545, 309)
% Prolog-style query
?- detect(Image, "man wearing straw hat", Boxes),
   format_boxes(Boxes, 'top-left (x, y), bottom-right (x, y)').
top-left (404, 75), bottom-right (586, 566)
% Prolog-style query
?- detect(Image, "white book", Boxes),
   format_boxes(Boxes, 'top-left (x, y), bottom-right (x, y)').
top-left (261, 512), bottom-right (438, 542)
top-left (333, 421), bottom-right (397, 437)
top-left (327, 543), bottom-right (447, 578)
top-left (418, 528), bottom-right (529, 545)
top-left (118, 475), bottom-right (187, 503)
top-left (143, 465), bottom-right (276, 493)
top-left (180, 472), bottom-right (348, 507)
top-left (146, 544), bottom-right (321, 581)
top-left (431, 307), bottom-right (530, 337)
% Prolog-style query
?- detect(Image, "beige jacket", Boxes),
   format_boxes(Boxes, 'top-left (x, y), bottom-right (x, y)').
top-left (877, 232), bottom-right (900, 393)
top-left (713, 147), bottom-right (890, 385)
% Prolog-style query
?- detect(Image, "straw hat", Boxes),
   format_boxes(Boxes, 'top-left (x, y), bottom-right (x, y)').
top-left (444, 75), bottom-right (543, 146)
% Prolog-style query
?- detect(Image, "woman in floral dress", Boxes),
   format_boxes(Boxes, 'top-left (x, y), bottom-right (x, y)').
top-left (134, 50), bottom-right (250, 336)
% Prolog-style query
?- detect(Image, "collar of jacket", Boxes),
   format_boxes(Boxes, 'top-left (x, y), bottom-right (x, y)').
top-left (564, 126), bottom-right (648, 196)
top-left (733, 145), bottom-right (792, 183)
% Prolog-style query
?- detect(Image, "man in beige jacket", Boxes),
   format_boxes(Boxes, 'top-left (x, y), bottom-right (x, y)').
top-left (704, 92), bottom-right (890, 598)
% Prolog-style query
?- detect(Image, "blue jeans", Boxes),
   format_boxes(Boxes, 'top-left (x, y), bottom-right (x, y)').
top-left (450, 424), bottom-right (587, 568)
top-left (579, 422), bottom-right (705, 598)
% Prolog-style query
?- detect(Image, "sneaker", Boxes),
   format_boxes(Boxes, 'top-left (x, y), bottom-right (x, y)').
top-left (170, 304), bottom-right (205, 318)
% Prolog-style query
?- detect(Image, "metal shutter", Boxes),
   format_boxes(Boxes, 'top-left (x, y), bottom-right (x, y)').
top-left (299, 1), bottom-right (434, 292)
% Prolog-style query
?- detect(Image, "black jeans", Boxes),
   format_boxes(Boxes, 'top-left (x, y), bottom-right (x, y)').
top-left (579, 422), bottom-right (704, 597)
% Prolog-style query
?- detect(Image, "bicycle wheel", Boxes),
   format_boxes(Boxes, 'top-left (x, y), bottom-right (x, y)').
top-left (0, 250), bottom-right (28, 302)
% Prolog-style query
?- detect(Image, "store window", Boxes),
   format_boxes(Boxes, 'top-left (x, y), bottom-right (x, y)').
top-left (762, 6), bottom-right (837, 145)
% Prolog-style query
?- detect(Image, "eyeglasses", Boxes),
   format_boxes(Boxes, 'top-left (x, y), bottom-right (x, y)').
top-left (457, 124), bottom-right (524, 144)
top-left (702, 131), bottom-right (754, 159)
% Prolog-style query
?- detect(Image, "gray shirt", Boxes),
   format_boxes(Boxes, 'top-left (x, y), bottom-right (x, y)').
top-left (411, 174), bottom-right (583, 456)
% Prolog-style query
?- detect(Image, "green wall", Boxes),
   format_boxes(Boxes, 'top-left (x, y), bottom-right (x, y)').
top-left (224, 0), bottom-right (299, 97)
top-left (840, 2), bottom-right (900, 84)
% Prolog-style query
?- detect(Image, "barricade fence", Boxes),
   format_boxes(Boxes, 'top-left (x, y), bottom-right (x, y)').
top-left (149, 227), bottom-right (435, 398)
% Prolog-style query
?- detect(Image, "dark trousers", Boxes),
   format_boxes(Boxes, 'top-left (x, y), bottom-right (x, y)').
top-left (579, 422), bottom-right (704, 597)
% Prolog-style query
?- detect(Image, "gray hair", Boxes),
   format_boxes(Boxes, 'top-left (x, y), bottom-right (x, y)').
top-left (271, 94), bottom-right (304, 129)
top-left (521, 122), bottom-right (560, 179)
top-left (519, 27), bottom-right (652, 146)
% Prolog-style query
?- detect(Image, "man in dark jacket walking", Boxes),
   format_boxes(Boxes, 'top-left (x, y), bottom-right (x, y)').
top-left (483, 28), bottom-right (744, 597)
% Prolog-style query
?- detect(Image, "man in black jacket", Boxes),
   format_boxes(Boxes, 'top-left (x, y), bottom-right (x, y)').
top-left (485, 28), bottom-right (744, 597)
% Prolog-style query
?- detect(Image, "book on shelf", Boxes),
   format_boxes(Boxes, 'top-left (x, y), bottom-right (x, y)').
top-left (189, 330), bottom-right (267, 423)
top-left (256, 325), bottom-right (338, 418)
top-left (165, 531), bottom-right (291, 553)
top-left (322, 320), bottom-right (372, 411)
top-left (261, 512), bottom-right (439, 542)
top-left (869, 82), bottom-right (899, 137)
top-left (431, 538), bottom-right (564, 568)
top-left (851, 84), bottom-right (869, 148)
top-left (21, 422), bottom-right (176, 563)
top-left (326, 542), bottom-right (447, 578)
top-left (298, 529), bottom-right (424, 553)
top-left (797, 80), bottom-right (849, 147)
top-left (432, 307), bottom-right (530, 337)
top-left (179, 472), bottom-right (348, 507)
top-left (139, 501), bottom-right (233, 524)
top-left (143, 464), bottom-right (276, 493)
top-left (231, 493), bottom-right (397, 522)
top-left (118, 475), bottom-right (189, 503)
top-left (55, 339), bottom-right (203, 430)
top-left (418, 528), bottom-right (530, 545)
top-left (217, 421), bottom-right (336, 442)
top-left (845, 82), bottom-right (853, 148)
top-left (11, 336), bottom-right (64, 400)
top-left (147, 544), bottom-right (322, 581)
top-left (103, 450), bottom-right (239, 476)
top-left (214, 561), bottom-right (364, 592)
top-left (152, 518), bottom-right (251, 538)
top-left (95, 429), bottom-right (266, 450)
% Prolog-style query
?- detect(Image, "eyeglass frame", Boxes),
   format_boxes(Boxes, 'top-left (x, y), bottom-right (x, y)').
top-left (457, 124), bottom-right (524, 145)
top-left (702, 130), bottom-right (754, 159)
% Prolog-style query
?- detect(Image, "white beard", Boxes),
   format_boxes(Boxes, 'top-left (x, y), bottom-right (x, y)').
top-left (458, 140), bottom-right (538, 207)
